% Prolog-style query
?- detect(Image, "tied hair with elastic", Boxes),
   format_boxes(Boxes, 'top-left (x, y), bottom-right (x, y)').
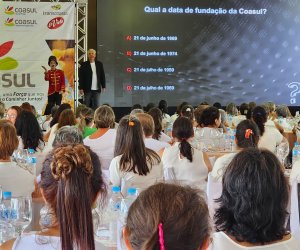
top-left (158, 223), bottom-right (165, 250)
top-left (245, 129), bottom-right (253, 139)
top-left (51, 144), bottom-right (93, 180)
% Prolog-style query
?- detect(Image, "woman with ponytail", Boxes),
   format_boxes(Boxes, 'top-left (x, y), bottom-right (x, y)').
top-left (1, 144), bottom-right (106, 250)
top-left (211, 119), bottom-right (260, 181)
top-left (159, 117), bottom-right (211, 191)
top-left (252, 106), bottom-right (283, 153)
top-left (123, 183), bottom-right (211, 250)
top-left (109, 115), bottom-right (162, 195)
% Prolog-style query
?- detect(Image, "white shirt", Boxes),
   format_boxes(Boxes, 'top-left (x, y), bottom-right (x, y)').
top-left (12, 234), bottom-right (60, 250)
top-left (258, 126), bottom-right (283, 153)
top-left (109, 154), bottom-right (163, 195)
top-left (84, 129), bottom-right (117, 171)
top-left (159, 132), bottom-right (172, 143)
top-left (12, 233), bottom-right (110, 250)
top-left (211, 152), bottom-right (237, 182)
top-left (232, 115), bottom-right (246, 127)
top-left (0, 161), bottom-right (35, 197)
top-left (90, 62), bottom-right (98, 90)
top-left (145, 137), bottom-right (170, 152)
top-left (161, 142), bottom-right (208, 191)
top-left (208, 232), bottom-right (300, 250)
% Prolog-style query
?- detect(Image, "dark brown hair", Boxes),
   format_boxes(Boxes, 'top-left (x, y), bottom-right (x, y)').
top-left (172, 117), bottom-right (194, 162)
top-left (40, 144), bottom-right (106, 250)
top-left (0, 120), bottom-right (19, 159)
top-left (147, 107), bottom-right (163, 140)
top-left (126, 183), bottom-right (210, 250)
top-left (114, 115), bottom-right (160, 175)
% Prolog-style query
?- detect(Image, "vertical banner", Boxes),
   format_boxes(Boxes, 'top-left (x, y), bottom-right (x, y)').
top-left (0, 2), bottom-right (75, 113)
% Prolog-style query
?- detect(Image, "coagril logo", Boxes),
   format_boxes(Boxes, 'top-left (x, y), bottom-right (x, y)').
top-left (0, 41), bottom-right (18, 70)
top-left (51, 4), bottom-right (62, 10)
top-left (47, 17), bottom-right (64, 29)
top-left (4, 6), bottom-right (14, 15)
top-left (4, 18), bottom-right (14, 26)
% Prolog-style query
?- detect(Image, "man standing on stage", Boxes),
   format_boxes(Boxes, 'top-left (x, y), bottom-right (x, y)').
top-left (43, 55), bottom-right (65, 115)
top-left (79, 49), bottom-right (106, 110)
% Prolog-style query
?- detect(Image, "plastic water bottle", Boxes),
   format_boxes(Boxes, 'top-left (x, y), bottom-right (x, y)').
top-left (1, 192), bottom-right (12, 220)
top-left (120, 187), bottom-right (137, 223)
top-left (118, 187), bottom-right (138, 249)
top-left (27, 149), bottom-right (37, 175)
top-left (108, 186), bottom-right (122, 242)
top-left (292, 142), bottom-right (299, 164)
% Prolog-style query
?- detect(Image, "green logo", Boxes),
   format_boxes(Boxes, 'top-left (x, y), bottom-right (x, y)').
top-left (4, 6), bottom-right (14, 15)
top-left (51, 4), bottom-right (62, 10)
top-left (4, 18), bottom-right (14, 26)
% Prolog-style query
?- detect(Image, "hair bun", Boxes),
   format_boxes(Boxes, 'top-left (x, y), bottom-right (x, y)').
top-left (51, 144), bottom-right (93, 180)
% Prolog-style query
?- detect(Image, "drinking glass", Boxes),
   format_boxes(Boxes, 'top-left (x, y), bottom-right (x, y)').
top-left (276, 139), bottom-right (289, 167)
top-left (10, 197), bottom-right (32, 236)
top-left (0, 221), bottom-right (15, 244)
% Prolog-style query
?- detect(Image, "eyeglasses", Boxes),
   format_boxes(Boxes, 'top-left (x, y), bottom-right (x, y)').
top-left (4, 114), bottom-right (16, 118)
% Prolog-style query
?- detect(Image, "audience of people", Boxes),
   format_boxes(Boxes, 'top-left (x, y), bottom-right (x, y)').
top-left (1, 99), bottom-right (300, 250)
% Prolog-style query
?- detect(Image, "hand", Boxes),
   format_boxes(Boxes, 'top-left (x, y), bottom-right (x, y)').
top-left (41, 66), bottom-right (47, 73)
top-left (102, 88), bottom-right (106, 92)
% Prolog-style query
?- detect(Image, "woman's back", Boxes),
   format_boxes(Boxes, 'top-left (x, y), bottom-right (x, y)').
top-left (12, 234), bottom-right (60, 250)
top-left (162, 142), bottom-right (208, 190)
top-left (109, 153), bottom-right (163, 194)
top-left (209, 231), bottom-right (300, 250)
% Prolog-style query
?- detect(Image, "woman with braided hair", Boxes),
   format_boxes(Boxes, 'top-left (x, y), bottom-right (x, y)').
top-left (1, 144), bottom-right (106, 250)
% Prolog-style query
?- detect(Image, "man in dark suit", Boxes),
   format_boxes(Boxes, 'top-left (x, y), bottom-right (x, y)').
top-left (78, 49), bottom-right (106, 110)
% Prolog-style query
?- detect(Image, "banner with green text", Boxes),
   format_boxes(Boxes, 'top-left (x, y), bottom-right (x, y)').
top-left (0, 2), bottom-right (75, 113)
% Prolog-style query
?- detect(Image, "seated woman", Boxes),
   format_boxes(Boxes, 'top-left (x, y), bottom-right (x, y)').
top-left (159, 117), bottom-right (212, 191)
top-left (109, 115), bottom-right (162, 195)
top-left (0, 120), bottom-right (35, 197)
top-left (148, 107), bottom-right (171, 143)
top-left (46, 109), bottom-right (77, 150)
top-left (1, 144), bottom-right (107, 250)
top-left (123, 183), bottom-right (211, 250)
top-left (211, 119), bottom-right (260, 181)
top-left (84, 105), bottom-right (117, 181)
top-left (77, 106), bottom-right (96, 138)
top-left (252, 106), bottom-right (283, 153)
top-left (15, 110), bottom-right (45, 152)
top-left (5, 106), bottom-right (22, 126)
top-left (210, 148), bottom-right (300, 249)
top-left (136, 113), bottom-right (170, 152)
top-left (194, 106), bottom-right (222, 149)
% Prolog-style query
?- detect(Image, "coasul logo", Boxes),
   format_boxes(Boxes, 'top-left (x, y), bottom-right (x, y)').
top-left (4, 6), bottom-right (15, 15)
top-left (0, 41), bottom-right (18, 70)
top-left (4, 18), bottom-right (14, 26)
top-left (47, 17), bottom-right (64, 29)
top-left (51, 4), bottom-right (62, 10)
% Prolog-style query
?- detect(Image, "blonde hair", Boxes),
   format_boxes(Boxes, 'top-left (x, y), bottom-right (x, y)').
top-left (136, 113), bottom-right (154, 137)
top-left (94, 105), bottom-right (115, 128)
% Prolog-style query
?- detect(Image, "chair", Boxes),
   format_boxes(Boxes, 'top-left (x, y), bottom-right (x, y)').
top-left (206, 173), bottom-right (223, 224)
